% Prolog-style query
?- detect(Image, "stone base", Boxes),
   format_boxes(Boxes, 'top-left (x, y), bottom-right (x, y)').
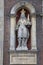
top-left (10, 52), bottom-right (37, 64)
top-left (16, 46), bottom-right (28, 51)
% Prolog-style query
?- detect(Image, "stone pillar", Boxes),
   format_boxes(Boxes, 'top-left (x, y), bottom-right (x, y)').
top-left (10, 16), bottom-right (16, 51)
top-left (31, 15), bottom-right (37, 50)
top-left (0, 0), bottom-right (4, 65)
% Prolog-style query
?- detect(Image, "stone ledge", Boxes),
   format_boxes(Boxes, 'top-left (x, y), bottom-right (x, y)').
top-left (8, 49), bottom-right (38, 53)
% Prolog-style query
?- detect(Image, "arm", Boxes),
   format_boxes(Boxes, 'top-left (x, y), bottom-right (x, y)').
top-left (16, 21), bottom-right (20, 30)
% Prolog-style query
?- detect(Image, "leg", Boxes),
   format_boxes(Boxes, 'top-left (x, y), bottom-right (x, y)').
top-left (22, 38), bottom-right (25, 47)
top-left (24, 38), bottom-right (28, 46)
top-left (18, 38), bottom-right (21, 47)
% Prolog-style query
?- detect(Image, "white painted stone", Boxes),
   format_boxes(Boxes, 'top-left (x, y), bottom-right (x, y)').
top-left (10, 17), bottom-right (16, 50)
top-left (10, 53), bottom-right (37, 64)
top-left (31, 16), bottom-right (37, 50)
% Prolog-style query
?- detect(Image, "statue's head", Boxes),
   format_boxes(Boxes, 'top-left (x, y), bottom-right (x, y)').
top-left (19, 9), bottom-right (27, 24)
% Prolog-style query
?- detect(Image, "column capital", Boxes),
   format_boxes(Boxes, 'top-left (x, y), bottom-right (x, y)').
top-left (10, 14), bottom-right (16, 17)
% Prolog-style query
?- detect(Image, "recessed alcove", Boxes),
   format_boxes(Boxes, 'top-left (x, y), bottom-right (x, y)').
top-left (15, 8), bottom-right (31, 50)
top-left (9, 1), bottom-right (37, 64)
top-left (10, 1), bottom-right (37, 51)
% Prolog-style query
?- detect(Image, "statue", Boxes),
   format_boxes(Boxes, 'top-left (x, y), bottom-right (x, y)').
top-left (16, 9), bottom-right (31, 50)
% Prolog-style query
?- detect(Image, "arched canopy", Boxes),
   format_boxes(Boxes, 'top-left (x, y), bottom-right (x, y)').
top-left (10, 1), bottom-right (37, 50)
top-left (10, 1), bottom-right (36, 15)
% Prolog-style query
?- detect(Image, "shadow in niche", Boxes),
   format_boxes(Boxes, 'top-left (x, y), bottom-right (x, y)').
top-left (15, 7), bottom-right (31, 50)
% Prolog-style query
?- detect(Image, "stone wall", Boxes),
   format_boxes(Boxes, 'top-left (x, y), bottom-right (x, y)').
top-left (4, 0), bottom-right (42, 65)
top-left (0, 0), bottom-right (4, 65)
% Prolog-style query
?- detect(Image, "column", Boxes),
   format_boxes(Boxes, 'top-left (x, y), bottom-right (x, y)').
top-left (10, 16), bottom-right (16, 51)
top-left (31, 15), bottom-right (37, 50)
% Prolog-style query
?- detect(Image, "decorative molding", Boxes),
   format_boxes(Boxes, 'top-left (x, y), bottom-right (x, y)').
top-left (7, 13), bottom-right (43, 17)
top-left (8, 49), bottom-right (38, 53)
top-left (10, 1), bottom-right (36, 15)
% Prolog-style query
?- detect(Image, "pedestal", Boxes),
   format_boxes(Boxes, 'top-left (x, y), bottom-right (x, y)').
top-left (10, 51), bottom-right (37, 64)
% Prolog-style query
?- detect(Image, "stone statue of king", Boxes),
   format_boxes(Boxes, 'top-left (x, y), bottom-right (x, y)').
top-left (16, 9), bottom-right (31, 51)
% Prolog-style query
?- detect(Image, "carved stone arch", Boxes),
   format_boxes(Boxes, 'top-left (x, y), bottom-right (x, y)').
top-left (10, 1), bottom-right (37, 51)
top-left (10, 1), bottom-right (36, 15)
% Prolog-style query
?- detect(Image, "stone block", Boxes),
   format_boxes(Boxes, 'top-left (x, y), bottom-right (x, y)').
top-left (10, 52), bottom-right (37, 64)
